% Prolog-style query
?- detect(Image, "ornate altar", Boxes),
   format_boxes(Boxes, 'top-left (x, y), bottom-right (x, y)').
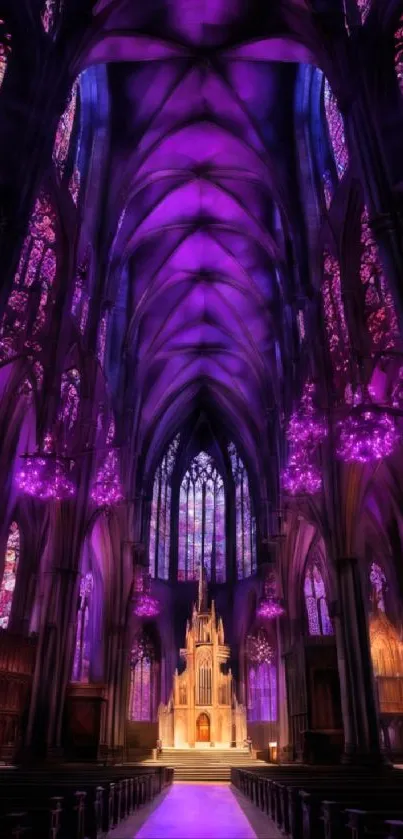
top-left (158, 565), bottom-right (246, 747)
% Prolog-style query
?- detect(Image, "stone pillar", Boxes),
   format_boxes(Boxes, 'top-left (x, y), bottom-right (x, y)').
top-left (334, 556), bottom-right (382, 763)
top-left (276, 621), bottom-right (289, 760)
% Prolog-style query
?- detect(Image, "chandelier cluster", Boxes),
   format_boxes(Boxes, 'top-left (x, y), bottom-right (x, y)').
top-left (246, 629), bottom-right (273, 665)
top-left (282, 380), bottom-right (326, 495)
top-left (17, 433), bottom-right (75, 500)
top-left (133, 570), bottom-right (160, 618)
top-left (91, 448), bottom-right (123, 507)
top-left (336, 386), bottom-right (400, 464)
top-left (256, 570), bottom-right (285, 620)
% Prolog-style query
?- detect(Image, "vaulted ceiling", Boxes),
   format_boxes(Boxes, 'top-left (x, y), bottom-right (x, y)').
top-left (93, 0), bottom-right (312, 485)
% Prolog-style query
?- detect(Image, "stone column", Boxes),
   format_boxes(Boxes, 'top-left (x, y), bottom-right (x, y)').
top-left (276, 622), bottom-right (289, 760)
top-left (334, 556), bottom-right (383, 763)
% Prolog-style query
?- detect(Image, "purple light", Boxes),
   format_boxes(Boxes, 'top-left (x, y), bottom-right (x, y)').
top-left (91, 449), bottom-right (123, 507)
top-left (336, 409), bottom-right (399, 463)
top-left (287, 380), bottom-right (327, 447)
top-left (133, 572), bottom-right (160, 618)
top-left (257, 596), bottom-right (285, 620)
top-left (17, 433), bottom-right (76, 500)
top-left (133, 593), bottom-right (160, 618)
top-left (246, 629), bottom-right (273, 665)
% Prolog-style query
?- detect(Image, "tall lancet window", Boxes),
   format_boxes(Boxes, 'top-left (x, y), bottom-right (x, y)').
top-left (323, 78), bottom-right (349, 180)
top-left (304, 555), bottom-right (333, 636)
top-left (128, 634), bottom-right (155, 721)
top-left (72, 572), bottom-right (93, 682)
top-left (149, 434), bottom-right (180, 580)
top-left (228, 443), bottom-right (256, 579)
top-left (0, 523), bottom-right (20, 629)
top-left (247, 630), bottom-right (277, 722)
top-left (178, 452), bottom-right (226, 583)
top-left (370, 562), bottom-right (387, 614)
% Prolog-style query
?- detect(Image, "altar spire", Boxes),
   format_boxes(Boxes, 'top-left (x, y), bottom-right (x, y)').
top-left (198, 560), bottom-right (208, 612)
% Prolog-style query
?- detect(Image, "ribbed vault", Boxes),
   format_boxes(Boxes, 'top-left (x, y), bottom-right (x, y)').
top-left (98, 0), bottom-right (305, 483)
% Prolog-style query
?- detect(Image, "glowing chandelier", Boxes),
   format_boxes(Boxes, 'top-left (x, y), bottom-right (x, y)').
top-left (17, 433), bottom-right (75, 500)
top-left (257, 572), bottom-right (285, 620)
top-left (282, 380), bottom-right (326, 496)
top-left (336, 387), bottom-right (400, 463)
top-left (246, 629), bottom-right (273, 665)
top-left (91, 448), bottom-right (124, 507)
top-left (133, 571), bottom-right (160, 618)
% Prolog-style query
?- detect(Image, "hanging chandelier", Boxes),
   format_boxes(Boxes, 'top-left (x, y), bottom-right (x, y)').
top-left (287, 380), bottom-right (327, 447)
top-left (282, 380), bottom-right (325, 496)
top-left (256, 569), bottom-right (285, 620)
top-left (281, 450), bottom-right (322, 496)
top-left (91, 448), bottom-right (124, 507)
top-left (246, 629), bottom-right (273, 665)
top-left (16, 433), bottom-right (75, 500)
top-left (336, 386), bottom-right (400, 463)
top-left (133, 571), bottom-right (160, 618)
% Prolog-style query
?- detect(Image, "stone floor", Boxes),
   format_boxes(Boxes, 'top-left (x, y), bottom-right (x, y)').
top-left (108, 782), bottom-right (281, 838)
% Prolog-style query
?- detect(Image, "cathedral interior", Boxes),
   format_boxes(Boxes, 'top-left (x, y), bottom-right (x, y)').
top-left (2, 0), bottom-right (403, 837)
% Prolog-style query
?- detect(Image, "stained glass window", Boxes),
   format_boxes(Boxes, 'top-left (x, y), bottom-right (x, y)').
top-left (0, 20), bottom-right (11, 90)
top-left (59, 368), bottom-right (80, 432)
top-left (323, 78), bottom-right (349, 179)
top-left (360, 209), bottom-right (398, 350)
top-left (0, 523), bottom-right (20, 630)
top-left (248, 663), bottom-right (277, 722)
top-left (228, 443), bottom-right (256, 579)
top-left (128, 634), bottom-right (155, 721)
top-left (53, 80), bottom-right (79, 178)
top-left (322, 249), bottom-right (350, 390)
top-left (0, 192), bottom-right (58, 359)
top-left (149, 435), bottom-right (180, 580)
top-left (178, 451), bottom-right (226, 583)
top-left (395, 19), bottom-right (403, 95)
top-left (370, 562), bottom-right (387, 613)
top-left (304, 557), bottom-right (333, 636)
top-left (72, 572), bottom-right (93, 682)
top-left (41, 0), bottom-right (62, 33)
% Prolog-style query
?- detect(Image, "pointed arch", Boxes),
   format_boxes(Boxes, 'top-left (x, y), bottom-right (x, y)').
top-left (228, 442), bottom-right (257, 579)
top-left (303, 550), bottom-right (333, 636)
top-left (149, 434), bottom-right (180, 580)
top-left (178, 451), bottom-right (226, 583)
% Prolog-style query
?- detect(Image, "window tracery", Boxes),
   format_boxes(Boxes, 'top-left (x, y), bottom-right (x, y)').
top-left (128, 634), bottom-right (155, 721)
top-left (228, 443), bottom-right (256, 579)
top-left (323, 78), bottom-right (349, 179)
top-left (149, 435), bottom-right (180, 580)
top-left (59, 368), bottom-right (80, 432)
top-left (178, 451), bottom-right (226, 583)
top-left (0, 192), bottom-right (58, 358)
top-left (370, 561), bottom-right (387, 614)
top-left (72, 572), bottom-right (93, 682)
top-left (360, 209), bottom-right (398, 349)
top-left (0, 523), bottom-right (20, 630)
top-left (304, 556), bottom-right (333, 636)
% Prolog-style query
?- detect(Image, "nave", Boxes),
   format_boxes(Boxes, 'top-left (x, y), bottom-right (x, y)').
top-left (107, 782), bottom-right (280, 839)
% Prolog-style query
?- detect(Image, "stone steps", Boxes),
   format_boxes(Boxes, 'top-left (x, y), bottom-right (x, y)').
top-left (139, 748), bottom-right (266, 781)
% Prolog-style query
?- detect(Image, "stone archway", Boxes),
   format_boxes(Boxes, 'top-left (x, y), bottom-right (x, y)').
top-left (196, 712), bottom-right (210, 743)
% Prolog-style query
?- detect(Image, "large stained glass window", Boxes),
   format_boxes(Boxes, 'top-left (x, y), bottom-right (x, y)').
top-left (178, 452), bottom-right (226, 583)
top-left (149, 435), bottom-right (180, 580)
top-left (0, 523), bottom-right (20, 630)
top-left (360, 209), bottom-right (398, 350)
top-left (370, 562), bottom-right (387, 614)
top-left (304, 557), bottom-right (333, 636)
top-left (228, 443), bottom-right (256, 579)
top-left (128, 634), bottom-right (155, 721)
top-left (72, 572), bottom-right (93, 682)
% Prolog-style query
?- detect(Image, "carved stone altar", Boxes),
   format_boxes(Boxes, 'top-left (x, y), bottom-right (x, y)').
top-left (158, 564), bottom-right (246, 747)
